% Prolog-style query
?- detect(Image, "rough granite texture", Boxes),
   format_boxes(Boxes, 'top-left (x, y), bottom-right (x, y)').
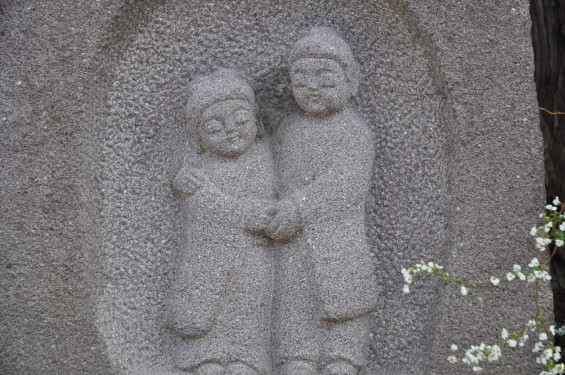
top-left (0, 1), bottom-right (544, 375)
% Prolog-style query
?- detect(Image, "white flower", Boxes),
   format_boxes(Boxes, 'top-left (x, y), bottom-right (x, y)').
top-left (536, 238), bottom-right (546, 245)
top-left (538, 353), bottom-right (548, 365)
top-left (539, 332), bottom-right (548, 341)
top-left (533, 342), bottom-right (544, 353)
top-left (547, 204), bottom-right (558, 211)
top-left (554, 197), bottom-right (561, 206)
top-left (461, 286), bottom-right (468, 296)
top-left (545, 222), bottom-right (553, 233)
top-left (517, 272), bottom-right (526, 281)
top-left (519, 334), bottom-right (528, 346)
top-left (403, 284), bottom-right (410, 294)
top-left (554, 364), bottom-right (565, 374)
top-left (536, 237), bottom-right (548, 250)
top-left (529, 258), bottom-right (540, 268)
top-left (450, 344), bottom-right (459, 352)
top-left (527, 274), bottom-right (536, 283)
top-left (401, 268), bottom-right (413, 284)
top-left (472, 365), bottom-right (482, 372)
top-left (560, 223), bottom-right (565, 231)
top-left (486, 344), bottom-right (501, 362)
top-left (506, 272), bottom-right (516, 281)
top-left (513, 264), bottom-right (522, 272)
top-left (555, 351), bottom-right (562, 362)
top-left (550, 325), bottom-right (556, 335)
top-left (508, 339), bottom-right (517, 348)
top-left (447, 355), bottom-right (458, 364)
top-left (489, 276), bottom-right (500, 286)
top-left (534, 270), bottom-right (552, 281)
top-left (527, 320), bottom-right (537, 329)
top-left (556, 240), bottom-right (564, 247)
top-left (531, 226), bottom-right (539, 236)
top-left (501, 328), bottom-right (509, 340)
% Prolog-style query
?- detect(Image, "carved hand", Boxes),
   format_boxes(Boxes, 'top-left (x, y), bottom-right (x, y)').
top-left (266, 199), bottom-right (303, 242)
top-left (172, 167), bottom-right (209, 195)
top-left (243, 202), bottom-right (278, 236)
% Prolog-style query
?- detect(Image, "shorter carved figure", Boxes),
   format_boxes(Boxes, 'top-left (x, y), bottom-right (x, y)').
top-left (168, 69), bottom-right (276, 375)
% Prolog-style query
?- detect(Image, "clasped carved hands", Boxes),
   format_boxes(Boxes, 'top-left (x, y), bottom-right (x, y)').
top-left (245, 199), bottom-right (303, 242)
top-left (174, 166), bottom-right (303, 242)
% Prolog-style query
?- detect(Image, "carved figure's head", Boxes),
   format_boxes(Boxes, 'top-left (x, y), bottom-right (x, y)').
top-left (289, 27), bottom-right (360, 116)
top-left (187, 69), bottom-right (258, 158)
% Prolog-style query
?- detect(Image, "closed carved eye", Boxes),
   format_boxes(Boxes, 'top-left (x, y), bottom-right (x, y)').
top-left (203, 119), bottom-right (223, 133)
top-left (237, 119), bottom-right (253, 126)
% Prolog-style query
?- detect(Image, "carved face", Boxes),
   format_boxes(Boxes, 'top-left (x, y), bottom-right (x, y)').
top-left (290, 58), bottom-right (349, 116)
top-left (198, 99), bottom-right (257, 158)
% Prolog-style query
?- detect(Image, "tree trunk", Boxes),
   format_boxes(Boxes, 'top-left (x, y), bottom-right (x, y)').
top-left (531, 0), bottom-right (565, 351)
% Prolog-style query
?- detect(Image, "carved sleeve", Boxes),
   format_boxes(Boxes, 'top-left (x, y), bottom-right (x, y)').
top-left (174, 165), bottom-right (269, 232)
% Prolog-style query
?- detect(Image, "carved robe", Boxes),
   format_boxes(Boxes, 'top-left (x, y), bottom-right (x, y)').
top-left (273, 107), bottom-right (378, 365)
top-left (168, 140), bottom-right (275, 374)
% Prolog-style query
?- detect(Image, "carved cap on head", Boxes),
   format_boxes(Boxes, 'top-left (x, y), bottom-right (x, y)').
top-left (186, 69), bottom-right (255, 129)
top-left (289, 27), bottom-right (360, 96)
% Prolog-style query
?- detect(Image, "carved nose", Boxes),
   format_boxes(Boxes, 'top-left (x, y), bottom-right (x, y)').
top-left (224, 120), bottom-right (238, 132)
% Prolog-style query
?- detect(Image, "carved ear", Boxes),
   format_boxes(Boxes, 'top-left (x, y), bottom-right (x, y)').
top-left (348, 60), bottom-right (361, 98)
top-left (193, 131), bottom-right (206, 154)
top-left (254, 101), bottom-right (265, 137)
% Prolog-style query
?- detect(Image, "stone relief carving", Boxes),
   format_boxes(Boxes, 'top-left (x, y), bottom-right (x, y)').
top-left (271, 27), bottom-right (378, 375)
top-left (167, 27), bottom-right (377, 375)
top-left (168, 69), bottom-right (276, 375)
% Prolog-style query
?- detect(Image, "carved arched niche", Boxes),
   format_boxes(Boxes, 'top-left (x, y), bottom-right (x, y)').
top-left (92, 1), bottom-right (453, 373)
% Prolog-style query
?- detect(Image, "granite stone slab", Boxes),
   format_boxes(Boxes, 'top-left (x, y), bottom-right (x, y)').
top-left (0, 1), bottom-right (544, 374)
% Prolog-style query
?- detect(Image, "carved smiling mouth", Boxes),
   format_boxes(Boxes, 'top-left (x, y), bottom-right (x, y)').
top-left (225, 135), bottom-right (243, 144)
top-left (306, 95), bottom-right (325, 105)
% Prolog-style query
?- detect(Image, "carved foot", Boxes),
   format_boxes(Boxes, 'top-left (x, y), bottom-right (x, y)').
top-left (135, 366), bottom-right (187, 375)
top-left (321, 361), bottom-right (358, 375)
top-left (279, 360), bottom-right (317, 375)
top-left (194, 363), bottom-right (226, 375)
top-left (225, 362), bottom-right (259, 375)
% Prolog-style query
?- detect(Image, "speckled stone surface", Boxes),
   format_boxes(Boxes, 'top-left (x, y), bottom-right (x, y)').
top-left (0, 1), bottom-right (544, 374)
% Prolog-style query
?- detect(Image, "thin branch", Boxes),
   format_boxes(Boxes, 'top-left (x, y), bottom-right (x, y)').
top-left (539, 107), bottom-right (565, 115)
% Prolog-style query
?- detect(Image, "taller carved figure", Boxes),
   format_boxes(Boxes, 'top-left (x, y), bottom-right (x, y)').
top-left (168, 69), bottom-right (276, 375)
top-left (268, 27), bottom-right (378, 375)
